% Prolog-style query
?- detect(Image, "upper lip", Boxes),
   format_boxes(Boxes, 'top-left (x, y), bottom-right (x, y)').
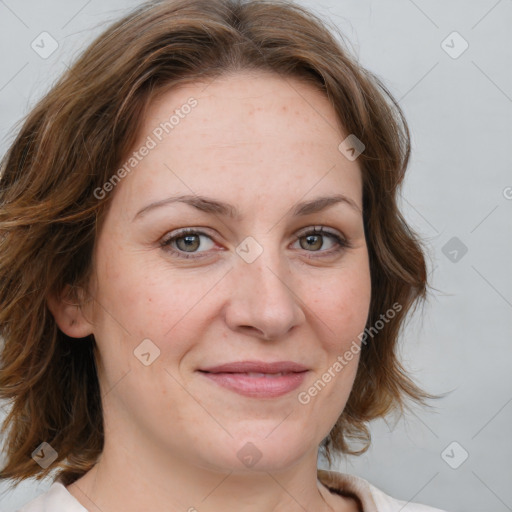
top-left (198, 361), bottom-right (309, 374)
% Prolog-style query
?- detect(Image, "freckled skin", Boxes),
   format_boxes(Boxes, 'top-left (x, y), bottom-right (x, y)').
top-left (65, 71), bottom-right (371, 512)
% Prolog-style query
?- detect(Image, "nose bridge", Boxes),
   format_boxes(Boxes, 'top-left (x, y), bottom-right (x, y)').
top-left (226, 233), bottom-right (304, 339)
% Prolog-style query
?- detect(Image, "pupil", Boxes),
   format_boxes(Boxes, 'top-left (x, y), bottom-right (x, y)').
top-left (302, 234), bottom-right (321, 251)
top-left (178, 235), bottom-right (199, 251)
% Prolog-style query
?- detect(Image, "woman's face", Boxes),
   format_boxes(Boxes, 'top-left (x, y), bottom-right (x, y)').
top-left (84, 71), bottom-right (371, 472)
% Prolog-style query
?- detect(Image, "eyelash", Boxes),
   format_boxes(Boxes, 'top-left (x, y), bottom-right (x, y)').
top-left (160, 226), bottom-right (351, 260)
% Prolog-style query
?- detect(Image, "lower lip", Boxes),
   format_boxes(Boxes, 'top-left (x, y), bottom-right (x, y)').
top-left (199, 371), bottom-right (308, 398)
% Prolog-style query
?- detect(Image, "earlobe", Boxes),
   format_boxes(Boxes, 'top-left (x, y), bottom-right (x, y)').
top-left (47, 284), bottom-right (94, 339)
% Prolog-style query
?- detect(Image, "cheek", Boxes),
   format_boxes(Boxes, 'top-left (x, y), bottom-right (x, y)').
top-left (91, 246), bottom-right (224, 373)
top-left (296, 274), bottom-right (370, 436)
top-left (309, 262), bottom-right (371, 348)
top-left (92, 240), bottom-right (185, 331)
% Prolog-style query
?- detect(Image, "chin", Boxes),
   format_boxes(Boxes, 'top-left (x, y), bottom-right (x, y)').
top-left (195, 428), bottom-right (315, 473)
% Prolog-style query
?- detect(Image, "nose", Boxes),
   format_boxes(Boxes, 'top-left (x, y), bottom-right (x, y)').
top-left (223, 240), bottom-right (306, 340)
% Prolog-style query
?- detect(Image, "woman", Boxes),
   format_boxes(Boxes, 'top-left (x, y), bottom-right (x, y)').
top-left (0, 0), bottom-right (448, 510)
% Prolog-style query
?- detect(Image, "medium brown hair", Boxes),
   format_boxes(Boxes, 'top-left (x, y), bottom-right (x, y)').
top-left (0, 0), bottom-right (433, 487)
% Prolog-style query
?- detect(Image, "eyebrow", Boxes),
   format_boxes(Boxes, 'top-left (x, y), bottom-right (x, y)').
top-left (133, 193), bottom-right (361, 222)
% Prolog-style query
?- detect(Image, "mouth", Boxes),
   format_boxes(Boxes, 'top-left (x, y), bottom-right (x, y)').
top-left (197, 361), bottom-right (309, 398)
top-left (198, 360), bottom-right (309, 374)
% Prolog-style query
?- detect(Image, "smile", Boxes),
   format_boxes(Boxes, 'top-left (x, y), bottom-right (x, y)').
top-left (198, 370), bottom-right (308, 398)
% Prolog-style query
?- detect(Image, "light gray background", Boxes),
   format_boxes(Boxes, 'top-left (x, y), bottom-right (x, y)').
top-left (1, 1), bottom-right (511, 511)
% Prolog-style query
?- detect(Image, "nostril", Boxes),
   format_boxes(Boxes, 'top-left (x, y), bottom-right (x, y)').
top-left (241, 326), bottom-right (270, 339)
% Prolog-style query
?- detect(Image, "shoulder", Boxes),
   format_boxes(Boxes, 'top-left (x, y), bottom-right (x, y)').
top-left (17, 471), bottom-right (449, 512)
top-left (16, 482), bottom-right (88, 512)
top-left (368, 481), bottom-right (449, 512)
top-left (317, 469), bottom-right (449, 512)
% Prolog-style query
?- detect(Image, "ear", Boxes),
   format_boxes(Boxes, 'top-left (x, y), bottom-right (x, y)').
top-left (47, 284), bottom-right (94, 338)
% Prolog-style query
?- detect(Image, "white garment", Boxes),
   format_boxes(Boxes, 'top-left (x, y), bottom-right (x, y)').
top-left (16, 469), bottom-right (449, 512)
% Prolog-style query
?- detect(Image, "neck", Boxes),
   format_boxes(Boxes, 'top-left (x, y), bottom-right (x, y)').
top-left (66, 432), bottom-right (349, 512)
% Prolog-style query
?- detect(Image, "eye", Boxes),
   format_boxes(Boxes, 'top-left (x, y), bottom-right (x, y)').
top-left (160, 228), bottom-right (216, 259)
top-left (292, 226), bottom-right (350, 257)
top-left (160, 226), bottom-right (351, 260)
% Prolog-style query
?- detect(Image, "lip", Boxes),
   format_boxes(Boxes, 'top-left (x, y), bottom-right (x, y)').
top-left (197, 360), bottom-right (309, 398)
top-left (199, 360), bottom-right (308, 373)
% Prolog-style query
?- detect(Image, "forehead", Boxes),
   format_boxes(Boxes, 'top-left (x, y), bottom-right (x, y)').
top-left (113, 71), bottom-right (363, 216)
top-left (144, 70), bottom-right (346, 151)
